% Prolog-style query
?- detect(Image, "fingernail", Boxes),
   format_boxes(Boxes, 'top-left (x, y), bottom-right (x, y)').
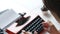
top-left (22, 30), bottom-right (26, 32)
top-left (34, 31), bottom-right (38, 34)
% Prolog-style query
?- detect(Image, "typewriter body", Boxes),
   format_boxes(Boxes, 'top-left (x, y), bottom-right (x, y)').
top-left (0, 9), bottom-right (44, 34)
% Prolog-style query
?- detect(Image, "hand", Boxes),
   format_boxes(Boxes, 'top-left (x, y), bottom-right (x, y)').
top-left (21, 21), bottom-right (60, 34)
top-left (42, 21), bottom-right (60, 34)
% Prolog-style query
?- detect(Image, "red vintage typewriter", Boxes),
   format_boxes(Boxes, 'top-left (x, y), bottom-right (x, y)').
top-left (0, 9), bottom-right (45, 34)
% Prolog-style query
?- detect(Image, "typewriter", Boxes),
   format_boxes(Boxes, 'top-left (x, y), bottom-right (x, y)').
top-left (0, 9), bottom-right (44, 34)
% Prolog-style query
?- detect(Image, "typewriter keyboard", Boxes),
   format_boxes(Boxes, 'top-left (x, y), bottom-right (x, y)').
top-left (19, 15), bottom-right (44, 34)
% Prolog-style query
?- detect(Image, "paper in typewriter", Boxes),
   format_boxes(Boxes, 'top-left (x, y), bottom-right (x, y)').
top-left (0, 9), bottom-right (20, 29)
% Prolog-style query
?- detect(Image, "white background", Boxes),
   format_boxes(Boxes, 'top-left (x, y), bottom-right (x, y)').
top-left (0, 0), bottom-right (43, 13)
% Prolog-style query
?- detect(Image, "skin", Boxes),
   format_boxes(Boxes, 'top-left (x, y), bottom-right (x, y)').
top-left (42, 22), bottom-right (60, 34)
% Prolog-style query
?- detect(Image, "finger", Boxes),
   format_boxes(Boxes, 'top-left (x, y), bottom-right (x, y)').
top-left (42, 22), bottom-right (49, 26)
top-left (42, 21), bottom-right (53, 26)
top-left (21, 30), bottom-right (26, 34)
top-left (47, 21), bottom-right (53, 27)
top-left (42, 22), bottom-right (47, 24)
top-left (42, 22), bottom-right (51, 32)
top-left (24, 31), bottom-right (32, 34)
top-left (42, 21), bottom-right (54, 27)
top-left (22, 30), bottom-right (26, 33)
top-left (42, 22), bottom-right (49, 28)
top-left (34, 31), bottom-right (38, 34)
top-left (44, 27), bottom-right (48, 31)
top-left (58, 30), bottom-right (60, 34)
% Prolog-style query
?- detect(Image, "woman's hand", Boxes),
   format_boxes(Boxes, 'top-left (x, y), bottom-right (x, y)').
top-left (21, 21), bottom-right (60, 34)
top-left (42, 21), bottom-right (60, 34)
